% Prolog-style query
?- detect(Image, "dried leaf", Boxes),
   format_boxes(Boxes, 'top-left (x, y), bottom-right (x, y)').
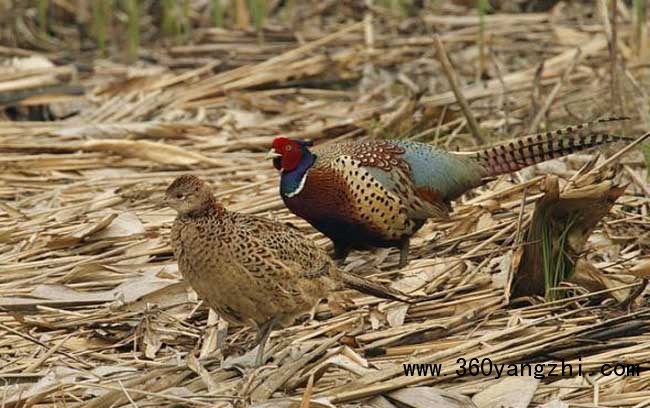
top-left (116, 238), bottom-right (165, 265)
top-left (392, 260), bottom-right (452, 294)
top-left (476, 211), bottom-right (495, 231)
top-left (553, 26), bottom-right (592, 46)
top-left (367, 396), bottom-right (399, 408)
top-left (323, 351), bottom-right (372, 377)
top-left (187, 354), bottom-right (219, 393)
top-left (8, 55), bottom-right (55, 70)
top-left (628, 259), bottom-right (650, 278)
top-left (489, 253), bottom-right (511, 289)
top-left (569, 260), bottom-right (632, 302)
top-left (52, 122), bottom-right (184, 139)
top-left (199, 309), bottom-right (221, 359)
top-left (93, 212), bottom-right (145, 239)
top-left (385, 304), bottom-right (409, 328)
top-left (250, 399), bottom-right (336, 408)
top-left (92, 365), bottom-right (138, 378)
top-left (111, 269), bottom-right (180, 304)
top-left (387, 387), bottom-right (477, 408)
top-left (4, 367), bottom-right (80, 406)
top-left (80, 139), bottom-right (214, 165)
top-left (47, 214), bottom-right (117, 248)
top-left (143, 319), bottom-right (162, 359)
top-left (472, 377), bottom-right (539, 408)
top-left (539, 400), bottom-right (569, 408)
top-left (123, 281), bottom-right (190, 312)
top-left (31, 284), bottom-right (113, 303)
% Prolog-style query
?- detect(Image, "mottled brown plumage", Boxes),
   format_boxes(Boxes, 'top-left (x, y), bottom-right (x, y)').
top-left (166, 175), bottom-right (407, 366)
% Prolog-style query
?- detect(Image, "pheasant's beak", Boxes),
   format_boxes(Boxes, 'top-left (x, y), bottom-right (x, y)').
top-left (265, 149), bottom-right (282, 160)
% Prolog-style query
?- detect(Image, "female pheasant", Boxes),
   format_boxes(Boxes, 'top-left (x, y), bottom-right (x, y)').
top-left (268, 118), bottom-right (629, 267)
top-left (166, 175), bottom-right (408, 367)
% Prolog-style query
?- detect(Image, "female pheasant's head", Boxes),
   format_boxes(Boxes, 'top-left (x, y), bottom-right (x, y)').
top-left (267, 137), bottom-right (314, 173)
top-left (165, 175), bottom-right (221, 217)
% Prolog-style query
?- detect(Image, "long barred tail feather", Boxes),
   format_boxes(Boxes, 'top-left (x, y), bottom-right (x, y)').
top-left (474, 117), bottom-right (632, 177)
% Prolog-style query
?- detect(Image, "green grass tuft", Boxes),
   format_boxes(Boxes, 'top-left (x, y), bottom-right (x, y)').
top-left (37, 0), bottom-right (48, 34)
top-left (542, 211), bottom-right (578, 301)
top-left (91, 0), bottom-right (111, 56)
top-left (182, 0), bottom-right (192, 38)
top-left (161, 0), bottom-right (180, 37)
top-left (212, 0), bottom-right (224, 27)
top-left (248, 0), bottom-right (267, 32)
top-left (123, 0), bottom-right (140, 61)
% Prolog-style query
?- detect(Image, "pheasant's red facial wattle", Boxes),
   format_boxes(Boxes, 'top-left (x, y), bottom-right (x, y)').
top-left (271, 137), bottom-right (303, 172)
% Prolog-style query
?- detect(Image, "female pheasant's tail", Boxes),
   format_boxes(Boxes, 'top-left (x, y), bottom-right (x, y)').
top-left (474, 117), bottom-right (632, 177)
top-left (340, 271), bottom-right (413, 303)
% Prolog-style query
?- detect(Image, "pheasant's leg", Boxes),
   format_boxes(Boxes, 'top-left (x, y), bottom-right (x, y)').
top-left (254, 318), bottom-right (278, 367)
top-left (332, 242), bottom-right (351, 265)
top-left (306, 303), bottom-right (318, 322)
top-left (398, 238), bottom-right (410, 268)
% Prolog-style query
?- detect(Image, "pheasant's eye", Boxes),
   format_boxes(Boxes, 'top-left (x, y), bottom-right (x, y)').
top-left (285, 145), bottom-right (293, 151)
top-left (176, 193), bottom-right (186, 200)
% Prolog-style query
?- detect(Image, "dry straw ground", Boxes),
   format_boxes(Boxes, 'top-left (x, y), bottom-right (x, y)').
top-left (1, 1), bottom-right (650, 407)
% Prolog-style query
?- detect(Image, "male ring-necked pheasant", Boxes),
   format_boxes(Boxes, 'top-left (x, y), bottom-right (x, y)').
top-left (166, 175), bottom-right (408, 367)
top-left (268, 118), bottom-right (629, 267)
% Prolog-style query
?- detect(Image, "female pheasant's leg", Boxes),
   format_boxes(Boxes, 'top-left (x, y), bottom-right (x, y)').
top-left (398, 238), bottom-right (410, 268)
top-left (254, 318), bottom-right (278, 367)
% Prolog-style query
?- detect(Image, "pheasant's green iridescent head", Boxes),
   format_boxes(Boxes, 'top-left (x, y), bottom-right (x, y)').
top-left (268, 137), bottom-right (314, 172)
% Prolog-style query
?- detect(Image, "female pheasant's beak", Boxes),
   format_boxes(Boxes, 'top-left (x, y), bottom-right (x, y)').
top-left (265, 149), bottom-right (282, 160)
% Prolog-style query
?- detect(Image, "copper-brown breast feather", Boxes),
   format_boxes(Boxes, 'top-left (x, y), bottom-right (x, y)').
top-left (285, 163), bottom-right (387, 238)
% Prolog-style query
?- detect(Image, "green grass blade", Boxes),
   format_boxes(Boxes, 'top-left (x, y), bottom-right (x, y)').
top-left (161, 0), bottom-right (178, 37)
top-left (182, 0), bottom-right (192, 38)
top-left (91, 0), bottom-right (110, 55)
top-left (248, 0), bottom-right (267, 32)
top-left (212, 0), bottom-right (223, 27)
top-left (123, 0), bottom-right (140, 61)
top-left (37, 0), bottom-right (48, 34)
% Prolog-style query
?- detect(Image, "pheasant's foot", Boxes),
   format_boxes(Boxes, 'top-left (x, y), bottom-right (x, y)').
top-left (398, 238), bottom-right (410, 268)
top-left (332, 242), bottom-right (352, 264)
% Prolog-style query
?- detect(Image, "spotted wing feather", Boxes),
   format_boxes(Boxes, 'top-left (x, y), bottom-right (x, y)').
top-left (231, 212), bottom-right (338, 280)
top-left (318, 140), bottom-right (411, 173)
top-left (317, 140), bottom-right (474, 220)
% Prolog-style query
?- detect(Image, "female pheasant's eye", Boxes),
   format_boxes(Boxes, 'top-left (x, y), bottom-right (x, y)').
top-left (176, 193), bottom-right (186, 200)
